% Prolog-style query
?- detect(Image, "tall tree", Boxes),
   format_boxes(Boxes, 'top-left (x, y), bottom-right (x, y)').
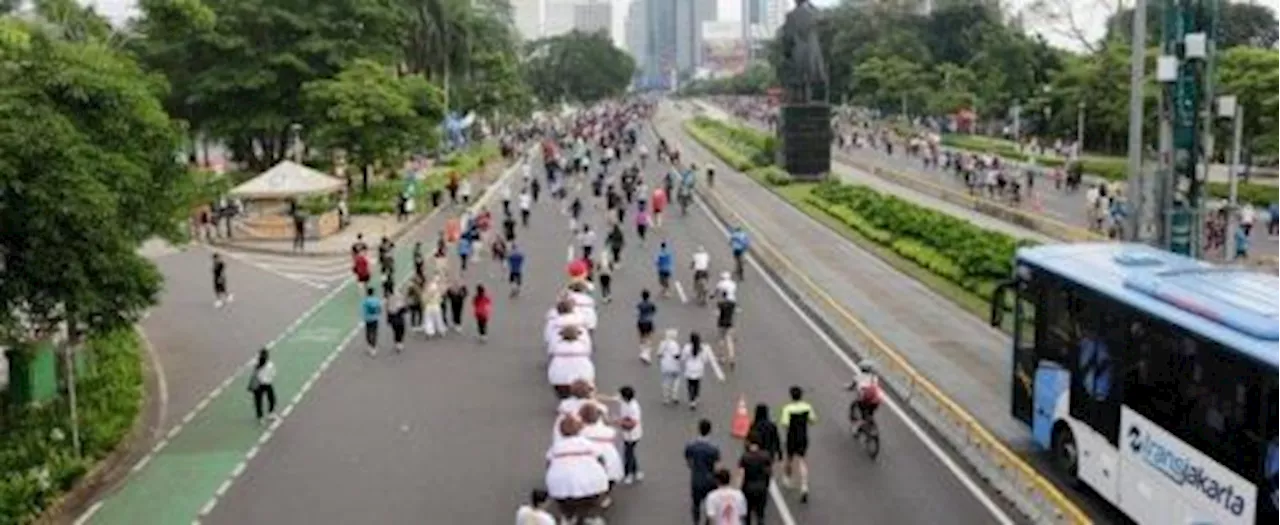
top-left (0, 20), bottom-right (188, 339)
top-left (1104, 1), bottom-right (1279, 49)
top-left (524, 30), bottom-right (635, 104)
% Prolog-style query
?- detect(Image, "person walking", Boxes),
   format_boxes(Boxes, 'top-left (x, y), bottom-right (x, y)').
top-left (507, 243), bottom-right (526, 297)
top-left (212, 253), bottom-right (232, 308)
top-left (737, 433), bottom-right (773, 524)
top-left (656, 329), bottom-right (683, 404)
top-left (545, 416), bottom-right (610, 525)
top-left (386, 288), bottom-right (407, 353)
top-left (578, 403), bottom-right (623, 508)
top-left (684, 419), bottom-right (721, 525)
top-left (748, 404), bottom-right (783, 478)
top-left (596, 248), bottom-right (614, 304)
top-left (635, 289), bottom-right (658, 363)
top-left (655, 242), bottom-right (674, 299)
top-left (472, 284), bottom-right (492, 343)
top-left (361, 287), bottom-right (382, 356)
top-left (421, 275), bottom-right (446, 337)
top-left (247, 347), bottom-right (277, 424)
top-left (458, 226), bottom-right (473, 272)
top-left (715, 294), bottom-right (737, 368)
top-left (519, 188), bottom-right (533, 227)
top-left (683, 332), bottom-right (714, 410)
top-left (635, 206), bottom-right (650, 242)
top-left (617, 385), bottom-right (644, 484)
top-left (406, 274), bottom-right (425, 332)
top-left (515, 488), bottom-right (557, 525)
top-left (445, 281), bottom-right (468, 334)
top-left (606, 222), bottom-right (625, 267)
top-left (703, 468), bottom-right (747, 525)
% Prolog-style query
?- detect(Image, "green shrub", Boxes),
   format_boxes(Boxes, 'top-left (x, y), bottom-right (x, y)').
top-left (684, 122), bottom-right (755, 171)
top-left (346, 142), bottom-right (501, 215)
top-left (809, 180), bottom-right (1031, 299)
top-left (0, 328), bottom-right (144, 525)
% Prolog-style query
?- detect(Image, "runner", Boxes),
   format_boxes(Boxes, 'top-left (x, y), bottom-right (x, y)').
top-left (729, 226), bottom-right (749, 281)
top-left (412, 241), bottom-right (426, 280)
top-left (578, 224), bottom-right (597, 262)
top-left (596, 248), bottom-right (614, 303)
top-left (606, 221), bottom-right (625, 266)
top-left (421, 275), bottom-right (445, 338)
top-left (386, 288), bottom-right (407, 353)
top-left (519, 187), bottom-right (533, 227)
top-left (715, 294), bottom-right (737, 368)
top-left (507, 243), bottom-right (526, 297)
top-left (690, 245), bottom-right (711, 305)
top-left (655, 241), bottom-right (674, 299)
top-left (684, 419), bottom-right (721, 525)
top-left (457, 226), bottom-right (473, 273)
top-left (703, 468), bottom-right (747, 525)
top-left (635, 289), bottom-right (658, 363)
top-left (651, 185), bottom-right (667, 228)
top-left (361, 287), bottom-right (382, 357)
top-left (444, 281), bottom-right (468, 334)
top-left (714, 271), bottom-right (737, 304)
top-left (212, 253), bottom-right (232, 308)
top-left (778, 386), bottom-right (817, 503)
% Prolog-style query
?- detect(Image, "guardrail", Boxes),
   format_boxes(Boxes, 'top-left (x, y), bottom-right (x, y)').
top-left (653, 114), bottom-right (1093, 525)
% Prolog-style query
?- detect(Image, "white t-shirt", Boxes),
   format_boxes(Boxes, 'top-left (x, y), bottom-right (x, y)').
top-left (515, 505), bottom-right (555, 525)
top-left (683, 345), bottom-right (713, 380)
top-left (657, 339), bottom-right (684, 374)
top-left (520, 193), bottom-right (532, 210)
top-left (618, 399), bottom-right (643, 441)
top-left (703, 487), bottom-right (748, 524)
top-left (254, 361), bottom-right (276, 385)
top-left (715, 279), bottom-right (737, 302)
top-left (1240, 205), bottom-right (1256, 225)
top-left (692, 251), bottom-right (710, 272)
top-left (579, 230), bottom-right (597, 248)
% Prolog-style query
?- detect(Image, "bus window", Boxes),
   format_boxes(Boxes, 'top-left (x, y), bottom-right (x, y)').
top-left (1067, 288), bottom-right (1120, 444)
top-left (1122, 317), bottom-right (1179, 436)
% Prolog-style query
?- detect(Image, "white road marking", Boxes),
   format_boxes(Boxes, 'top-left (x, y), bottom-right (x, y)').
top-left (73, 502), bottom-right (103, 525)
top-left (135, 326), bottom-right (169, 438)
top-left (674, 280), bottom-right (688, 304)
top-left (130, 455), bottom-right (152, 473)
top-left (694, 194), bottom-right (1016, 525)
top-left (707, 345), bottom-right (726, 382)
top-left (566, 245), bottom-right (575, 262)
top-left (212, 248), bottom-right (329, 289)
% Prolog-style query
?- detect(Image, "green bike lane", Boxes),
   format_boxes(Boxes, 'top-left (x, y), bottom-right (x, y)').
top-left (84, 159), bottom-right (522, 525)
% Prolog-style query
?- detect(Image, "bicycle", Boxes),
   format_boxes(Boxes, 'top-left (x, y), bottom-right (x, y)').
top-left (848, 401), bottom-right (880, 460)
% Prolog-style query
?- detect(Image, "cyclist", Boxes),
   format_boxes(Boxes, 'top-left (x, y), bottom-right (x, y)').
top-left (690, 245), bottom-right (711, 305)
top-left (655, 241), bottom-right (674, 299)
top-left (845, 361), bottom-right (883, 434)
top-left (778, 386), bottom-right (817, 503)
top-left (729, 226), bottom-right (750, 281)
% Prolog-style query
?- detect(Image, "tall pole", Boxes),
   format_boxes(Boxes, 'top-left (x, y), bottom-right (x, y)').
top-left (1123, 0), bottom-right (1148, 242)
top-left (1224, 102), bottom-right (1244, 259)
top-left (1075, 101), bottom-right (1085, 157)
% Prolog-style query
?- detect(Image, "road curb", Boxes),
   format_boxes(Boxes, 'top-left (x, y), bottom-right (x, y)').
top-left (35, 325), bottom-right (165, 525)
top-left (652, 114), bottom-right (1090, 524)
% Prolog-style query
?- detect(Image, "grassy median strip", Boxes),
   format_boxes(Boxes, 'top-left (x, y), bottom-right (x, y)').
top-left (685, 118), bottom-right (1021, 330)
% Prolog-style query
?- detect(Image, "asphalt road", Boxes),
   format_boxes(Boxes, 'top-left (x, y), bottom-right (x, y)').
top-left (194, 135), bottom-right (1015, 524)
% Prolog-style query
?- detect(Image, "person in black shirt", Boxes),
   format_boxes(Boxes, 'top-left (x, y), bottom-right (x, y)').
top-left (212, 253), bottom-right (231, 308)
top-left (444, 282), bottom-right (468, 333)
top-left (386, 289), bottom-right (407, 353)
top-left (412, 242), bottom-right (425, 280)
top-left (684, 419), bottom-right (720, 525)
top-left (716, 296), bottom-right (737, 368)
top-left (748, 404), bottom-right (783, 466)
top-left (502, 212), bottom-right (517, 243)
top-left (606, 223), bottom-right (625, 268)
top-left (737, 432), bottom-right (774, 524)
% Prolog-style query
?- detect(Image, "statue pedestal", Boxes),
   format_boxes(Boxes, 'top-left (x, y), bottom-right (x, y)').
top-left (775, 103), bottom-right (832, 180)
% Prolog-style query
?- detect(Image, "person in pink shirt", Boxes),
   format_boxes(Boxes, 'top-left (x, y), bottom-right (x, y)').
top-left (635, 206), bottom-right (650, 242)
top-left (651, 187), bottom-right (667, 228)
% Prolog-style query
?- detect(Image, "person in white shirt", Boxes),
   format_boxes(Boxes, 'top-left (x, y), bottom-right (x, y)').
top-left (545, 299), bottom-right (590, 355)
top-left (248, 348), bottom-right (277, 424)
top-left (545, 417), bottom-right (609, 524)
top-left (547, 326), bottom-right (594, 400)
top-left (704, 468), bottom-right (748, 525)
top-left (578, 403), bottom-right (623, 508)
top-left (459, 179), bottom-right (473, 204)
top-left (616, 385), bottom-right (644, 484)
top-left (656, 329), bottom-right (684, 404)
top-left (683, 332), bottom-right (715, 410)
top-left (691, 245), bottom-right (711, 303)
top-left (578, 224), bottom-right (598, 261)
top-left (519, 189), bottom-right (533, 227)
top-left (567, 282), bottom-right (597, 333)
top-left (715, 271), bottom-right (737, 303)
top-left (1240, 205), bottom-right (1256, 236)
top-left (515, 488), bottom-right (556, 525)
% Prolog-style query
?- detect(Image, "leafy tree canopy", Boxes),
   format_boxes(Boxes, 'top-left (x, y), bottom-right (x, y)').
top-left (0, 20), bottom-right (187, 339)
top-left (524, 30), bottom-right (636, 105)
top-left (1105, 0), bottom-right (1279, 49)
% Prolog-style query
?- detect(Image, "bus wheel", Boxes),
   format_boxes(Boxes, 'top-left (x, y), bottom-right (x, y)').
top-left (1051, 424), bottom-right (1079, 485)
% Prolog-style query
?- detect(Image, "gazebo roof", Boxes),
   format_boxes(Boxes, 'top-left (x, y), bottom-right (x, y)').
top-left (229, 161), bottom-right (344, 199)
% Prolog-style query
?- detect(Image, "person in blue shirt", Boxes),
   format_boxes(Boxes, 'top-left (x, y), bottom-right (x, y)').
top-left (729, 227), bottom-right (750, 281)
top-left (655, 241), bottom-right (674, 298)
top-left (457, 228), bottom-right (473, 272)
top-left (361, 287), bottom-right (382, 357)
top-left (507, 243), bottom-right (526, 297)
top-left (1234, 226), bottom-right (1250, 260)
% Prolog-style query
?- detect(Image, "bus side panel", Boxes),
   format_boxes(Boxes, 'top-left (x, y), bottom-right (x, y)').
top-left (1032, 362), bottom-right (1067, 451)
top-left (1119, 407), bottom-right (1258, 525)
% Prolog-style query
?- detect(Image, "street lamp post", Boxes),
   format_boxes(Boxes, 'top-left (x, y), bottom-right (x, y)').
top-left (1218, 95), bottom-right (1244, 259)
top-left (1075, 101), bottom-right (1085, 158)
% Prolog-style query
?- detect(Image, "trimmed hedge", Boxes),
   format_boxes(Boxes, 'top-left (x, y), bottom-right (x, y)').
top-left (347, 142), bottom-right (502, 215)
top-left (808, 180), bottom-right (1032, 299)
top-left (1, 328), bottom-right (145, 524)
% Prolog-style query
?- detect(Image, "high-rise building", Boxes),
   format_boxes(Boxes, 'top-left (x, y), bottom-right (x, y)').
top-left (625, 0), bottom-right (648, 67)
top-left (643, 0), bottom-right (679, 88)
top-left (544, 0), bottom-right (579, 36)
top-left (674, 0), bottom-right (716, 73)
top-left (573, 0), bottom-right (612, 34)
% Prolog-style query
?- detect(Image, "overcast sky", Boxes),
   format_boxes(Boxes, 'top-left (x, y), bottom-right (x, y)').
top-left (82, 0), bottom-right (1279, 53)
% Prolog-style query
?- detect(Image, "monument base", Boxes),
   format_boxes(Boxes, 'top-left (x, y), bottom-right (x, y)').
top-left (775, 103), bottom-right (832, 181)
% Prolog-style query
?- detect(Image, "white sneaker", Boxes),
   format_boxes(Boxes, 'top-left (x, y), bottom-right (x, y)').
top-left (638, 350), bottom-right (651, 364)
top-left (226, 294), bottom-right (234, 303)
top-left (634, 471), bottom-right (644, 481)
top-left (214, 300), bottom-right (223, 308)
top-left (622, 475), bottom-right (634, 485)
top-left (367, 348), bottom-right (377, 357)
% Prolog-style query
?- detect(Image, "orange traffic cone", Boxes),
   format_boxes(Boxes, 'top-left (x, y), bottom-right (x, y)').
top-left (731, 395), bottom-right (751, 440)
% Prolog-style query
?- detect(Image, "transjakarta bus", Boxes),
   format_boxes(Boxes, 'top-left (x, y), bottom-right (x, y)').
top-left (991, 243), bottom-right (1277, 525)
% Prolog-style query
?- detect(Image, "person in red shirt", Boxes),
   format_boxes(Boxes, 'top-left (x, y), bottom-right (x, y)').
top-left (472, 284), bottom-right (493, 343)
top-left (353, 250), bottom-right (371, 286)
top-left (651, 187), bottom-right (667, 228)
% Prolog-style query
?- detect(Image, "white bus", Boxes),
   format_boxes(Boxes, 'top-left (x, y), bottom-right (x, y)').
top-left (992, 243), bottom-right (1278, 525)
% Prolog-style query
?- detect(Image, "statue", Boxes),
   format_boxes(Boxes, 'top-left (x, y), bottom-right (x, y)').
top-left (777, 0), bottom-right (828, 104)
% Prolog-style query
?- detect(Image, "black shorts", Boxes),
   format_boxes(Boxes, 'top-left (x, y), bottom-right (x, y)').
top-left (786, 438), bottom-right (808, 458)
top-left (693, 269), bottom-right (708, 282)
top-left (658, 272), bottom-right (670, 287)
top-left (637, 321), bottom-right (654, 337)
top-left (214, 280), bottom-right (226, 294)
top-left (509, 271), bottom-right (522, 285)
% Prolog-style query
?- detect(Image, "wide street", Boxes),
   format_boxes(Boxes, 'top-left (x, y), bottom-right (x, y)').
top-left (83, 130), bottom-right (1017, 525)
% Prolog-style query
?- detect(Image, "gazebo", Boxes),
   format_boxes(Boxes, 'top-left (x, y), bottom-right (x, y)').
top-left (229, 161), bottom-right (346, 240)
